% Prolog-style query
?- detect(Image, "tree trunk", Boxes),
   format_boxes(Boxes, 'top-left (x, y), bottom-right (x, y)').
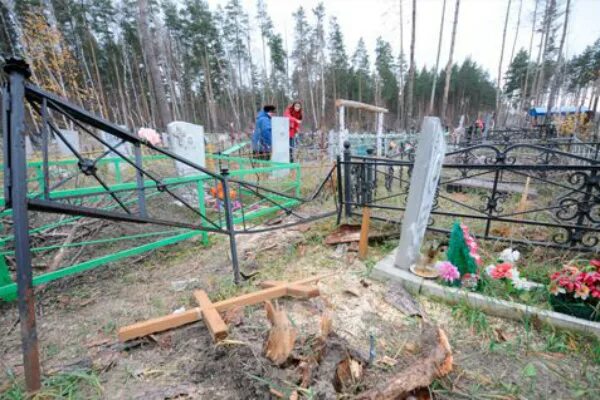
top-left (496, 0), bottom-right (512, 118)
top-left (429, 0), bottom-right (447, 115)
top-left (520, 0), bottom-right (539, 114)
top-left (441, 0), bottom-right (460, 124)
top-left (397, 0), bottom-right (405, 130)
top-left (406, 0), bottom-right (416, 130)
top-left (137, 0), bottom-right (171, 129)
top-left (0, 0), bottom-right (28, 58)
top-left (535, 0), bottom-right (554, 105)
top-left (545, 0), bottom-right (570, 121)
top-left (509, 0), bottom-right (523, 66)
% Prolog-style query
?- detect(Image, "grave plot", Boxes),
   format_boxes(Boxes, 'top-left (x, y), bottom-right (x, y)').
top-left (335, 118), bottom-right (600, 339)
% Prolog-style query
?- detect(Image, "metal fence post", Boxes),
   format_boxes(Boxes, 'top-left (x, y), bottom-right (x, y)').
top-left (221, 168), bottom-right (241, 284)
top-left (343, 141), bottom-right (352, 218)
top-left (133, 142), bottom-right (147, 217)
top-left (336, 155), bottom-right (343, 224)
top-left (366, 148), bottom-right (375, 204)
top-left (4, 59), bottom-right (41, 392)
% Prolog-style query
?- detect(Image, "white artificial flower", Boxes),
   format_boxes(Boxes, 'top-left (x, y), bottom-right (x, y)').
top-left (500, 248), bottom-right (520, 263)
top-left (485, 264), bottom-right (495, 276)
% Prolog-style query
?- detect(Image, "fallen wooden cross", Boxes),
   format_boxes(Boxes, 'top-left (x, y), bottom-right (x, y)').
top-left (118, 274), bottom-right (333, 343)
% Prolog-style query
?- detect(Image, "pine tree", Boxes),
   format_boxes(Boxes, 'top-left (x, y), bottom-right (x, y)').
top-left (351, 38), bottom-right (370, 106)
top-left (504, 49), bottom-right (532, 106)
top-left (375, 37), bottom-right (399, 113)
top-left (329, 16), bottom-right (349, 102)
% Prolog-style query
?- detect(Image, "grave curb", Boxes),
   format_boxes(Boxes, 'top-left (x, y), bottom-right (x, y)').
top-left (372, 249), bottom-right (600, 337)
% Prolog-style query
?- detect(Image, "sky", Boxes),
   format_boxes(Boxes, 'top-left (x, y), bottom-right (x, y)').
top-left (206, 0), bottom-right (600, 81)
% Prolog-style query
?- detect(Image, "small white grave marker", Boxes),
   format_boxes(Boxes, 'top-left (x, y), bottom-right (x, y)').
top-left (271, 116), bottom-right (289, 177)
top-left (167, 122), bottom-right (205, 176)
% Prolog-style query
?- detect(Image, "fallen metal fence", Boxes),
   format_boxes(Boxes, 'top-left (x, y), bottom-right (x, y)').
top-left (1, 59), bottom-right (337, 391)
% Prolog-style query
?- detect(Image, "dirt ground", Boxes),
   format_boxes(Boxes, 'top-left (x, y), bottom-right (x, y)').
top-left (2, 210), bottom-right (600, 399)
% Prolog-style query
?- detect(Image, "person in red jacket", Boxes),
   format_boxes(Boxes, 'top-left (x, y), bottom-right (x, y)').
top-left (283, 101), bottom-right (302, 162)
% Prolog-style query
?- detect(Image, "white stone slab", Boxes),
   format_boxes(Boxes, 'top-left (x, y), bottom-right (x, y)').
top-left (167, 121), bottom-right (205, 176)
top-left (395, 117), bottom-right (446, 270)
top-left (56, 129), bottom-right (80, 157)
top-left (271, 116), bottom-right (289, 178)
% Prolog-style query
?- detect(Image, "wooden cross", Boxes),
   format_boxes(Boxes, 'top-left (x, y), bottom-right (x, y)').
top-left (118, 274), bottom-right (332, 343)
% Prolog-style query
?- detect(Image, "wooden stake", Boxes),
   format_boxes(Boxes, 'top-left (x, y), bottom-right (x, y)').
top-left (118, 274), bottom-right (333, 342)
top-left (358, 207), bottom-right (372, 260)
top-left (193, 290), bottom-right (228, 342)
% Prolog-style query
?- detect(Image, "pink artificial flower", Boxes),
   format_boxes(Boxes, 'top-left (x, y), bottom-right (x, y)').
top-left (436, 261), bottom-right (460, 283)
top-left (575, 284), bottom-right (590, 300)
top-left (471, 253), bottom-right (483, 266)
top-left (138, 127), bottom-right (162, 146)
top-left (490, 262), bottom-right (513, 279)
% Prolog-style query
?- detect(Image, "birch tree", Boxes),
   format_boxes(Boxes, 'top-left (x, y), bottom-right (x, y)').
top-left (429, 0), bottom-right (446, 115)
top-left (406, 0), bottom-right (416, 129)
top-left (496, 0), bottom-right (512, 116)
top-left (441, 0), bottom-right (460, 123)
top-left (137, 0), bottom-right (171, 129)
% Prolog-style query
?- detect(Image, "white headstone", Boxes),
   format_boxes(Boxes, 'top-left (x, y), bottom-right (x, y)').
top-left (57, 130), bottom-right (80, 157)
top-left (167, 121), bottom-right (205, 176)
top-left (25, 135), bottom-right (33, 157)
top-left (394, 117), bottom-right (447, 270)
top-left (271, 116), bottom-right (290, 177)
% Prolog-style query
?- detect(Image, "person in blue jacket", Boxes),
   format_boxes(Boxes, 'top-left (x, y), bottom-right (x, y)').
top-left (252, 105), bottom-right (276, 159)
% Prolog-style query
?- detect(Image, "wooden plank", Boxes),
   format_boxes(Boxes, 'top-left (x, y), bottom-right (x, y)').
top-left (118, 274), bottom-right (334, 342)
top-left (260, 280), bottom-right (320, 298)
top-left (194, 290), bottom-right (228, 342)
top-left (358, 207), bottom-right (371, 260)
top-left (118, 308), bottom-right (201, 342)
top-left (335, 99), bottom-right (388, 113)
top-left (213, 285), bottom-right (288, 312)
top-left (287, 284), bottom-right (320, 298)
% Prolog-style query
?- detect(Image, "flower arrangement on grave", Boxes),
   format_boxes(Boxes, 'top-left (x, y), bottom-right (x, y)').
top-left (435, 221), bottom-right (482, 288)
top-left (483, 248), bottom-right (534, 291)
top-left (548, 261), bottom-right (600, 321)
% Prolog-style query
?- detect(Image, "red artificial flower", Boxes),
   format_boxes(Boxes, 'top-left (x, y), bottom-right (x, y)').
top-left (590, 259), bottom-right (600, 270)
top-left (491, 262), bottom-right (513, 279)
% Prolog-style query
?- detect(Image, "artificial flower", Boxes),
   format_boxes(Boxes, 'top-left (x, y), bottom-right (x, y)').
top-left (591, 259), bottom-right (600, 270)
top-left (575, 284), bottom-right (590, 300)
top-left (499, 248), bottom-right (520, 263)
top-left (490, 262), bottom-right (514, 280)
top-left (549, 282), bottom-right (566, 295)
top-left (436, 261), bottom-right (460, 283)
top-left (137, 127), bottom-right (162, 146)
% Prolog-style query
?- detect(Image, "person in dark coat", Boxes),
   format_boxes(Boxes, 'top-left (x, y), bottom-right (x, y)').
top-left (252, 105), bottom-right (276, 159)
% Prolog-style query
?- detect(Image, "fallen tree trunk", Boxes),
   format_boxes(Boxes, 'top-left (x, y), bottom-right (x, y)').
top-left (356, 325), bottom-right (453, 400)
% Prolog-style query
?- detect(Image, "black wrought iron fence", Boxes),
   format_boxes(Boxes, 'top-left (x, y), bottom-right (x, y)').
top-left (337, 141), bottom-right (600, 252)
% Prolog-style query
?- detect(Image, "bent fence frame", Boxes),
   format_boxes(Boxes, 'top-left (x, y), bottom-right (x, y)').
top-left (1, 60), bottom-right (337, 392)
top-left (0, 154), bottom-right (302, 301)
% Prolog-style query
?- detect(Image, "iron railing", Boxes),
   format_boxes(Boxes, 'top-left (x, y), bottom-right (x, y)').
top-left (338, 140), bottom-right (600, 252)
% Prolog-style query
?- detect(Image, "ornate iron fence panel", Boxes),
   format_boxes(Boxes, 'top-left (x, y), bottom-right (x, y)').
top-left (340, 141), bottom-right (600, 252)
